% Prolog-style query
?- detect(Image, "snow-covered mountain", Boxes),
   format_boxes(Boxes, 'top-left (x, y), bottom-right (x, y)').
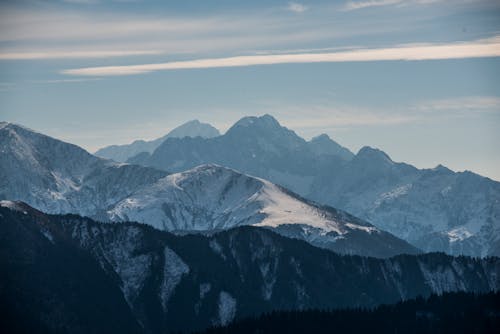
top-left (107, 164), bottom-right (419, 257)
top-left (2, 203), bottom-right (499, 333)
top-left (308, 133), bottom-right (354, 161)
top-left (128, 114), bottom-right (354, 195)
top-left (127, 115), bottom-right (500, 257)
top-left (0, 121), bottom-right (416, 257)
top-left (307, 148), bottom-right (500, 257)
top-left (95, 120), bottom-right (220, 162)
top-left (0, 122), bottom-right (168, 216)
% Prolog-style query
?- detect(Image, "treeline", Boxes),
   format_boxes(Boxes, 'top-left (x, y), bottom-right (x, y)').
top-left (193, 292), bottom-right (500, 334)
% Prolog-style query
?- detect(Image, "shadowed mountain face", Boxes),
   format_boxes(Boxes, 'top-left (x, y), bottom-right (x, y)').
top-left (125, 115), bottom-right (500, 257)
top-left (95, 120), bottom-right (220, 162)
top-left (1, 203), bottom-right (499, 333)
top-left (0, 122), bottom-right (417, 257)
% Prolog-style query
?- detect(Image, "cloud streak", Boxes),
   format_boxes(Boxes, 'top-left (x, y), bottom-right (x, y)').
top-left (62, 36), bottom-right (500, 76)
top-left (416, 96), bottom-right (500, 113)
top-left (0, 50), bottom-right (162, 60)
top-left (343, 0), bottom-right (403, 11)
top-left (342, 0), bottom-right (446, 11)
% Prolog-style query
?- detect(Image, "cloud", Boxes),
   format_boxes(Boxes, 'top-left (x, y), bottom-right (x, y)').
top-left (416, 96), bottom-right (500, 113)
top-left (342, 0), bottom-right (449, 11)
top-left (0, 9), bottom-right (256, 43)
top-left (30, 78), bottom-right (103, 84)
top-left (343, 0), bottom-right (403, 11)
top-left (287, 2), bottom-right (308, 13)
top-left (0, 7), bottom-right (346, 59)
top-left (62, 36), bottom-right (500, 76)
top-left (0, 50), bottom-right (162, 60)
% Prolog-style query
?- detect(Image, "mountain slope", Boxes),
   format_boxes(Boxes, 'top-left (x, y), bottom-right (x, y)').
top-left (2, 203), bottom-right (499, 333)
top-left (307, 147), bottom-right (500, 257)
top-left (0, 122), bottom-right (415, 257)
top-left (0, 202), bottom-right (142, 334)
top-left (95, 120), bottom-right (220, 162)
top-left (0, 122), bottom-right (168, 216)
top-left (107, 164), bottom-right (419, 258)
top-left (126, 115), bottom-right (500, 257)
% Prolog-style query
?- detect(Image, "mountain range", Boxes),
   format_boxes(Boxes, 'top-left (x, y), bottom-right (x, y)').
top-left (120, 115), bottom-right (500, 257)
top-left (0, 121), bottom-right (417, 257)
top-left (2, 202), bottom-right (499, 333)
top-left (95, 119), bottom-right (220, 162)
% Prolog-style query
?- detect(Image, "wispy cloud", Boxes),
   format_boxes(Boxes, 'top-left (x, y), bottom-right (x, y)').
top-left (0, 50), bottom-right (162, 60)
top-left (343, 0), bottom-right (403, 11)
top-left (287, 2), bottom-right (308, 13)
top-left (30, 78), bottom-right (103, 84)
top-left (62, 36), bottom-right (500, 76)
top-left (416, 96), bottom-right (500, 113)
top-left (342, 0), bottom-right (451, 11)
top-left (0, 10), bottom-right (230, 42)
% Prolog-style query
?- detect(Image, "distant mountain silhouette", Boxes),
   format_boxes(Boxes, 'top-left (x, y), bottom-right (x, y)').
top-left (95, 119), bottom-right (220, 162)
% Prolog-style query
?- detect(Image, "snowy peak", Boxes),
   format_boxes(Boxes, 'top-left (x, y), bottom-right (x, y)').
top-left (230, 114), bottom-right (280, 129)
top-left (108, 163), bottom-right (333, 231)
top-left (224, 114), bottom-right (306, 152)
top-left (309, 134), bottom-right (354, 160)
top-left (0, 120), bottom-right (99, 172)
top-left (166, 119), bottom-right (220, 139)
top-left (226, 114), bottom-right (289, 136)
top-left (428, 164), bottom-right (454, 175)
top-left (106, 164), bottom-right (419, 257)
top-left (311, 133), bottom-right (331, 142)
top-left (95, 120), bottom-right (220, 162)
top-left (355, 146), bottom-right (394, 165)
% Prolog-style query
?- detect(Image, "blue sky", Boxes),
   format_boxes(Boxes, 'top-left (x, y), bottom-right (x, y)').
top-left (1, 0), bottom-right (499, 180)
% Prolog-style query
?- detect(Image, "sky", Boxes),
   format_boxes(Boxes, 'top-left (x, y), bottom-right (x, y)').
top-left (0, 0), bottom-right (499, 180)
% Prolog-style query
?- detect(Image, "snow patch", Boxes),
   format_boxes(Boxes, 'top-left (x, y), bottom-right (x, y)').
top-left (375, 184), bottom-right (412, 205)
top-left (447, 227), bottom-right (473, 243)
top-left (116, 253), bottom-right (152, 305)
top-left (254, 181), bottom-right (343, 235)
top-left (217, 291), bottom-right (237, 326)
top-left (0, 200), bottom-right (27, 214)
top-left (160, 246), bottom-right (190, 311)
top-left (41, 229), bottom-right (54, 243)
top-left (345, 223), bottom-right (377, 233)
top-left (209, 239), bottom-right (226, 260)
top-left (200, 283), bottom-right (211, 299)
top-left (418, 261), bottom-right (465, 294)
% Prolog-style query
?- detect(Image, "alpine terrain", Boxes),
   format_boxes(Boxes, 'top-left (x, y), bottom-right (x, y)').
top-left (0, 121), bottom-right (417, 257)
top-left (122, 115), bottom-right (500, 257)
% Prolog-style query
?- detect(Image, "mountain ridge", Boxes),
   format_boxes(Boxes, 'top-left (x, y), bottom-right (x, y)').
top-left (0, 122), bottom-right (416, 258)
top-left (95, 119), bottom-right (220, 162)
top-left (124, 115), bottom-right (500, 257)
